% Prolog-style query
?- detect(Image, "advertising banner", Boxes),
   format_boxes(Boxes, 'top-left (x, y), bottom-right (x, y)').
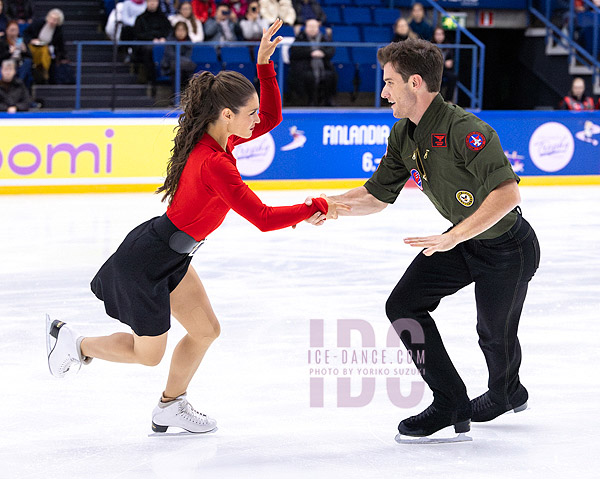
top-left (1, 110), bottom-right (599, 193)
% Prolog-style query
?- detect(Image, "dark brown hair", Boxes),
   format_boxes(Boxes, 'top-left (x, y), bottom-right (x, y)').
top-left (156, 70), bottom-right (256, 204)
top-left (377, 38), bottom-right (443, 93)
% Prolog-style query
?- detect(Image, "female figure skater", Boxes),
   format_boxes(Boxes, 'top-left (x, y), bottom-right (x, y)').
top-left (46, 20), bottom-right (342, 434)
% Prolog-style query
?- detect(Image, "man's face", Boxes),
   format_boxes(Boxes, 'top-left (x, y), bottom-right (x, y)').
top-left (46, 13), bottom-right (60, 27)
top-left (216, 5), bottom-right (230, 20)
top-left (305, 19), bottom-right (320, 37)
top-left (412, 4), bottom-right (424, 22)
top-left (381, 62), bottom-right (417, 119)
top-left (1, 63), bottom-right (16, 83)
top-left (147, 0), bottom-right (159, 12)
top-left (572, 79), bottom-right (585, 98)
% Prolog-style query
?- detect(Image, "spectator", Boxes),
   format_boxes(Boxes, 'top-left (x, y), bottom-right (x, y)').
top-left (105, 0), bottom-right (147, 42)
top-left (0, 58), bottom-right (30, 111)
top-left (293, 0), bottom-right (326, 27)
top-left (170, 1), bottom-right (204, 42)
top-left (134, 0), bottom-right (172, 84)
top-left (288, 18), bottom-right (336, 106)
top-left (0, 0), bottom-right (8, 36)
top-left (161, 21), bottom-right (197, 89)
top-left (23, 8), bottom-right (67, 84)
top-left (204, 3), bottom-right (243, 41)
top-left (392, 17), bottom-right (417, 42)
top-left (433, 27), bottom-right (457, 102)
top-left (260, 0), bottom-right (295, 26)
top-left (240, 1), bottom-right (269, 41)
top-left (191, 0), bottom-right (216, 23)
top-left (560, 77), bottom-right (595, 110)
top-left (5, 0), bottom-right (33, 25)
top-left (0, 20), bottom-right (32, 87)
top-left (221, 0), bottom-right (249, 20)
top-left (408, 2), bottom-right (433, 41)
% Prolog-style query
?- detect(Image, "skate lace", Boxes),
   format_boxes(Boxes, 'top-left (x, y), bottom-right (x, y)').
top-left (59, 355), bottom-right (79, 374)
top-left (472, 393), bottom-right (494, 413)
top-left (412, 404), bottom-right (438, 421)
top-left (177, 400), bottom-right (209, 425)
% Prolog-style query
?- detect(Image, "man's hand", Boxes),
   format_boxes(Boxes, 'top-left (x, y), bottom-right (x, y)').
top-left (292, 195), bottom-right (351, 228)
top-left (404, 232), bottom-right (459, 256)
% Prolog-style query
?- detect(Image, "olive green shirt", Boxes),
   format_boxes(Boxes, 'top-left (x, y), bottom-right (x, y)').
top-left (365, 94), bottom-right (519, 240)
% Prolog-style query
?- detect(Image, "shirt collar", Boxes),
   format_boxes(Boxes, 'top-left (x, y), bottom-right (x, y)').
top-left (411, 93), bottom-right (446, 142)
top-left (197, 132), bottom-right (226, 153)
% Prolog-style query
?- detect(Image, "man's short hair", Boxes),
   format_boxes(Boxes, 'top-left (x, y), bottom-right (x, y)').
top-left (377, 39), bottom-right (444, 93)
top-left (1, 59), bottom-right (17, 70)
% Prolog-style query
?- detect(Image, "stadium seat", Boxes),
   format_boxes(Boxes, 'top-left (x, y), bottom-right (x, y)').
top-left (373, 8), bottom-right (398, 26)
top-left (342, 6), bottom-right (373, 25)
top-left (351, 46), bottom-right (379, 92)
top-left (354, 0), bottom-right (384, 6)
top-left (322, 0), bottom-right (347, 5)
top-left (278, 24), bottom-right (295, 37)
top-left (331, 47), bottom-right (354, 92)
top-left (322, 6), bottom-right (342, 24)
top-left (191, 45), bottom-right (220, 74)
top-left (362, 25), bottom-right (391, 44)
top-left (152, 45), bottom-right (171, 83)
top-left (332, 25), bottom-right (361, 42)
top-left (220, 46), bottom-right (255, 77)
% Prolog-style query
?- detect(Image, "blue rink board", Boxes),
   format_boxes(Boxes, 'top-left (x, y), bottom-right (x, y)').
top-left (241, 109), bottom-right (600, 180)
top-left (0, 109), bottom-right (598, 181)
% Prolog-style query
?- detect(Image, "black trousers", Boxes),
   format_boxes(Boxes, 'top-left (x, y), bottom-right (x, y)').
top-left (386, 212), bottom-right (540, 410)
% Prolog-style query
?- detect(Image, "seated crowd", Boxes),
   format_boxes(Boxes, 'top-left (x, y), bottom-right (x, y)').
top-left (1, 1), bottom-right (68, 112)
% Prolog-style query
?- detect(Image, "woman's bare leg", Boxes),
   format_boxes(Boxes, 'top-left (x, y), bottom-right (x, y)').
top-left (80, 331), bottom-right (168, 366)
top-left (163, 265), bottom-right (220, 399)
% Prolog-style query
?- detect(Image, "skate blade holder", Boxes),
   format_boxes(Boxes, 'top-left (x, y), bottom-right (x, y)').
top-left (395, 432), bottom-right (473, 444)
top-left (148, 426), bottom-right (218, 437)
top-left (395, 421), bottom-right (473, 444)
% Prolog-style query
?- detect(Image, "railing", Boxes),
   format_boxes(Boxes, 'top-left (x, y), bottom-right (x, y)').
top-left (529, 0), bottom-right (600, 88)
top-left (421, 0), bottom-right (486, 110)
top-left (72, 40), bottom-right (482, 110)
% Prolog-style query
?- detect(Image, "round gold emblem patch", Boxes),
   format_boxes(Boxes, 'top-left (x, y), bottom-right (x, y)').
top-left (456, 190), bottom-right (474, 207)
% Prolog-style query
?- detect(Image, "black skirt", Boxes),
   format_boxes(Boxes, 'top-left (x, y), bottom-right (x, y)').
top-left (90, 214), bottom-right (193, 337)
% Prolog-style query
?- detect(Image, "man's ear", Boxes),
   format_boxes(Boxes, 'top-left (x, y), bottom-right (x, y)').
top-left (410, 74), bottom-right (424, 90)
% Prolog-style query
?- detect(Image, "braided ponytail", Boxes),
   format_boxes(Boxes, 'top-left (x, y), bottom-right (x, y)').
top-left (156, 69), bottom-right (256, 204)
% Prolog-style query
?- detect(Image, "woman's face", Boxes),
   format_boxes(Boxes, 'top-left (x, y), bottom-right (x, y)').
top-left (433, 28), bottom-right (445, 43)
top-left (395, 19), bottom-right (409, 36)
top-left (175, 24), bottom-right (188, 40)
top-left (6, 23), bottom-right (19, 40)
top-left (227, 94), bottom-right (260, 139)
top-left (180, 3), bottom-right (192, 18)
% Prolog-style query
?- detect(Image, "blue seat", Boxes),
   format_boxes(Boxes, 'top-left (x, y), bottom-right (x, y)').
top-left (332, 25), bottom-right (361, 42)
top-left (342, 6), bottom-right (373, 25)
top-left (335, 63), bottom-right (356, 92)
top-left (152, 45), bottom-right (171, 82)
top-left (351, 46), bottom-right (378, 65)
top-left (322, 6), bottom-right (342, 24)
top-left (362, 25), bottom-right (391, 44)
top-left (331, 47), bottom-right (354, 92)
top-left (373, 8), bottom-right (398, 26)
top-left (322, 0), bottom-right (347, 5)
top-left (332, 46), bottom-right (351, 64)
top-left (354, 0), bottom-right (384, 6)
top-left (191, 45), bottom-right (220, 73)
top-left (278, 24), bottom-right (295, 37)
top-left (220, 46), bottom-right (255, 77)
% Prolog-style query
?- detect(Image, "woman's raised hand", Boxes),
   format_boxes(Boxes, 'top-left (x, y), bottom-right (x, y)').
top-left (257, 19), bottom-right (284, 65)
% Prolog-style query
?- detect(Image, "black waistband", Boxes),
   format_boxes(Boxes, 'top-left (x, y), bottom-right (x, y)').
top-left (153, 214), bottom-right (205, 255)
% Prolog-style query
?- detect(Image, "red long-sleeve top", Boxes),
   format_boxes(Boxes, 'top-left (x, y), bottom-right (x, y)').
top-left (166, 62), bottom-right (328, 241)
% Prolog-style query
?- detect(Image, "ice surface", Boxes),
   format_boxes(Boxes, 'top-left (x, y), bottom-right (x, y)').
top-left (1, 185), bottom-right (599, 479)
